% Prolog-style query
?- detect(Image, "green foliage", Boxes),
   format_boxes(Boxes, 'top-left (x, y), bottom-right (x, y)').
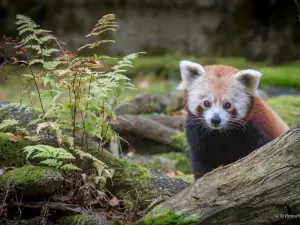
top-left (23, 145), bottom-right (79, 170)
top-left (2, 13), bottom-right (142, 195)
top-left (170, 130), bottom-right (188, 151)
top-left (267, 96), bottom-right (300, 128)
top-left (0, 119), bottom-right (19, 131)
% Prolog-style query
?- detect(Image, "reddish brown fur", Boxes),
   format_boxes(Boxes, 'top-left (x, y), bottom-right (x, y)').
top-left (203, 65), bottom-right (239, 78)
top-left (182, 64), bottom-right (289, 140)
top-left (245, 97), bottom-right (289, 140)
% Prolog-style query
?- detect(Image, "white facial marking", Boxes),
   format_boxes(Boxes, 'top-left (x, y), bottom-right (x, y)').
top-left (187, 77), bottom-right (205, 115)
top-left (203, 101), bottom-right (230, 129)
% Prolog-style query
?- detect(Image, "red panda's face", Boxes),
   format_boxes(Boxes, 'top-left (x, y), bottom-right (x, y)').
top-left (177, 60), bottom-right (262, 130)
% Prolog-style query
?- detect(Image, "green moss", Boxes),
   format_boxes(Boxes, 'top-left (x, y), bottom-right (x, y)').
top-left (149, 152), bottom-right (192, 174)
top-left (266, 96), bottom-right (300, 128)
top-left (91, 149), bottom-right (159, 210)
top-left (169, 131), bottom-right (188, 151)
top-left (143, 211), bottom-right (199, 225)
top-left (0, 132), bottom-right (32, 167)
top-left (0, 166), bottom-right (63, 195)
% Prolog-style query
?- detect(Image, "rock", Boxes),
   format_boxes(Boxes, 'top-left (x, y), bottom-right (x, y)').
top-left (57, 214), bottom-right (109, 225)
top-left (0, 101), bottom-right (38, 128)
top-left (260, 85), bottom-right (300, 97)
top-left (0, 166), bottom-right (64, 196)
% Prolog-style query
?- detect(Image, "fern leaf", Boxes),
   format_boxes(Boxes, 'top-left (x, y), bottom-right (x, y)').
top-left (42, 48), bottom-right (60, 57)
top-left (39, 159), bottom-right (62, 167)
top-left (29, 59), bottom-right (44, 66)
top-left (60, 164), bottom-right (81, 171)
top-left (0, 119), bottom-right (19, 131)
top-left (74, 147), bottom-right (106, 166)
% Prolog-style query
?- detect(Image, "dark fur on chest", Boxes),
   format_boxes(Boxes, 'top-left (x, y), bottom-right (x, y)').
top-left (186, 117), bottom-right (270, 180)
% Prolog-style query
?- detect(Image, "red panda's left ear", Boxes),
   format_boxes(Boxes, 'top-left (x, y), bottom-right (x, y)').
top-left (234, 69), bottom-right (262, 97)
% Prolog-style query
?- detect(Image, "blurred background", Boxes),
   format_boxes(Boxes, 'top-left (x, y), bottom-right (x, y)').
top-left (1, 1), bottom-right (300, 93)
top-left (1, 0), bottom-right (300, 181)
top-left (1, 0), bottom-right (300, 62)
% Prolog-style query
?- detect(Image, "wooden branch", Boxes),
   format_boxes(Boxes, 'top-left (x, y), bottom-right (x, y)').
top-left (10, 201), bottom-right (86, 214)
top-left (110, 114), bottom-right (184, 151)
top-left (143, 124), bottom-right (300, 225)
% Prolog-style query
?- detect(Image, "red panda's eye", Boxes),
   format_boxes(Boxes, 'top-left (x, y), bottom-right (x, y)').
top-left (203, 100), bottom-right (211, 108)
top-left (224, 102), bottom-right (231, 109)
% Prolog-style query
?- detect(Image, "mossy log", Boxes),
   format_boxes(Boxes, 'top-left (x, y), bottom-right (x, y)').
top-left (142, 124), bottom-right (300, 225)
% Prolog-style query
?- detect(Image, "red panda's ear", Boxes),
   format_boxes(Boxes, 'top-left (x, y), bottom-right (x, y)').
top-left (177, 60), bottom-right (205, 90)
top-left (234, 69), bottom-right (262, 97)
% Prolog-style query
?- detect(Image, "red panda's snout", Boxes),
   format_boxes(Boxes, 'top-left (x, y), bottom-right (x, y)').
top-left (196, 97), bottom-right (249, 131)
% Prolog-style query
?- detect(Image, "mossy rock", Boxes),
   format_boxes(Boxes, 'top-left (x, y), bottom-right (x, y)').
top-left (149, 152), bottom-right (192, 174)
top-left (57, 214), bottom-right (109, 225)
top-left (0, 166), bottom-right (64, 196)
top-left (266, 95), bottom-right (300, 128)
top-left (0, 132), bottom-right (32, 167)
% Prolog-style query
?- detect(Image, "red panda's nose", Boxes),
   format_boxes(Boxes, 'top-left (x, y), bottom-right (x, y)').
top-left (211, 115), bottom-right (221, 125)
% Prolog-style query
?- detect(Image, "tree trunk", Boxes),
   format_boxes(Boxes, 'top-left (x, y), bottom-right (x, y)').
top-left (142, 124), bottom-right (300, 225)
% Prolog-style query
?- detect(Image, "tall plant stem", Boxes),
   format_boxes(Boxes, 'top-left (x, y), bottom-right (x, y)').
top-left (28, 66), bottom-right (46, 116)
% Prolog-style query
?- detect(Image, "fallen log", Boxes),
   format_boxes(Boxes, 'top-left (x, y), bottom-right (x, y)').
top-left (142, 124), bottom-right (300, 225)
top-left (110, 114), bottom-right (187, 151)
top-left (114, 90), bottom-right (184, 115)
top-left (145, 114), bottom-right (185, 130)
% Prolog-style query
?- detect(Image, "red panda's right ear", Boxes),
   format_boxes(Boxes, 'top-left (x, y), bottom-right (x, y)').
top-left (177, 60), bottom-right (206, 90)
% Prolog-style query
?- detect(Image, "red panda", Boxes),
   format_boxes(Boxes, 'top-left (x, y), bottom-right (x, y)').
top-left (177, 60), bottom-right (289, 180)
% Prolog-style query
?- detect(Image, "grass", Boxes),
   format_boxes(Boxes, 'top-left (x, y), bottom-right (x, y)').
top-left (267, 95), bottom-right (300, 128)
top-left (109, 55), bottom-right (300, 89)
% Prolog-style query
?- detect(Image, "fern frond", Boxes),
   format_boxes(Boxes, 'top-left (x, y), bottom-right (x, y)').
top-left (74, 147), bottom-right (106, 166)
top-left (78, 14), bottom-right (118, 51)
top-left (39, 158), bottom-right (63, 167)
top-left (0, 119), bottom-right (19, 131)
top-left (24, 144), bottom-right (75, 159)
top-left (60, 164), bottom-right (81, 171)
